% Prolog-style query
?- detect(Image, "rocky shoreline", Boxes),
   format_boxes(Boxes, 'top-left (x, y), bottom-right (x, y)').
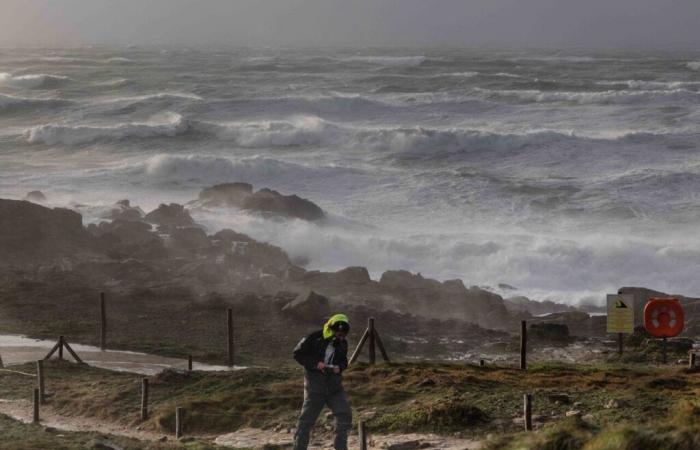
top-left (2, 185), bottom-right (698, 364)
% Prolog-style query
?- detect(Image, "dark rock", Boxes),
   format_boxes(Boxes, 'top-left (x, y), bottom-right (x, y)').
top-left (529, 323), bottom-right (572, 344)
top-left (102, 199), bottom-right (144, 222)
top-left (198, 182), bottom-right (254, 207)
top-left (25, 190), bottom-right (47, 202)
top-left (0, 199), bottom-right (93, 264)
top-left (387, 441), bottom-right (423, 450)
top-left (197, 183), bottom-right (325, 221)
top-left (89, 220), bottom-right (155, 245)
top-left (144, 203), bottom-right (195, 228)
top-left (213, 228), bottom-right (255, 244)
top-left (417, 378), bottom-right (436, 387)
top-left (169, 227), bottom-right (210, 251)
top-left (334, 266), bottom-right (371, 285)
top-left (282, 290), bottom-right (331, 322)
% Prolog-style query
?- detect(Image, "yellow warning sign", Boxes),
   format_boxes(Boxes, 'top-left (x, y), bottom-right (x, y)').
top-left (607, 294), bottom-right (634, 334)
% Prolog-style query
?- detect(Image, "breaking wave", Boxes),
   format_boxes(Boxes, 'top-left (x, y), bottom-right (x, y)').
top-left (687, 61), bottom-right (700, 71)
top-left (474, 87), bottom-right (700, 104)
top-left (24, 113), bottom-right (190, 145)
top-left (340, 55), bottom-right (427, 66)
top-left (0, 72), bottom-right (72, 89)
top-left (0, 93), bottom-right (72, 112)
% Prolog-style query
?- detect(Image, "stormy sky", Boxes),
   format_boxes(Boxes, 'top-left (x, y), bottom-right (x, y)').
top-left (1, 0), bottom-right (699, 49)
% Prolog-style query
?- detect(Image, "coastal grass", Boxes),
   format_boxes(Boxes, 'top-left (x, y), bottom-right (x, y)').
top-left (0, 413), bottom-right (230, 450)
top-left (2, 359), bottom-right (700, 444)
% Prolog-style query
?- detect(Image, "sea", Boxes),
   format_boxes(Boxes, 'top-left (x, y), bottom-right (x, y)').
top-left (2, 47), bottom-right (700, 306)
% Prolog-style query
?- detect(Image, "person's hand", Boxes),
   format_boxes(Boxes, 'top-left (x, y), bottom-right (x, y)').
top-left (332, 366), bottom-right (340, 374)
top-left (316, 362), bottom-right (326, 371)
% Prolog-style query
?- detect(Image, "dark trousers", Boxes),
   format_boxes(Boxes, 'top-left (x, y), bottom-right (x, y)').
top-left (293, 371), bottom-right (352, 450)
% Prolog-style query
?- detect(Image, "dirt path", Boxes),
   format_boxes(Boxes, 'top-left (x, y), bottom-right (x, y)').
top-left (0, 398), bottom-right (168, 441)
top-left (215, 428), bottom-right (483, 449)
top-left (0, 397), bottom-right (482, 449)
top-left (0, 334), bottom-right (244, 375)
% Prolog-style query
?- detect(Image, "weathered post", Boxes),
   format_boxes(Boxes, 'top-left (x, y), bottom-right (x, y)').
top-left (227, 308), bottom-right (234, 367)
top-left (358, 420), bottom-right (368, 450)
top-left (523, 393), bottom-right (532, 431)
top-left (368, 318), bottom-right (376, 365)
top-left (36, 360), bottom-right (45, 404)
top-left (690, 352), bottom-right (697, 370)
top-left (662, 337), bottom-right (667, 364)
top-left (100, 292), bottom-right (107, 351)
top-left (520, 321), bottom-right (527, 371)
top-left (141, 378), bottom-right (149, 421)
top-left (33, 388), bottom-right (40, 423)
top-left (188, 355), bottom-right (193, 371)
top-left (58, 336), bottom-right (64, 360)
top-left (479, 359), bottom-right (485, 367)
top-left (175, 407), bottom-right (184, 438)
top-left (618, 332), bottom-right (623, 356)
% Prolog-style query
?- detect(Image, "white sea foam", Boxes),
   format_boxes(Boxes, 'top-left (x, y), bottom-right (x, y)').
top-left (341, 55), bottom-right (426, 66)
top-left (24, 113), bottom-right (189, 145)
top-left (0, 93), bottom-right (70, 111)
top-left (686, 61), bottom-right (700, 71)
top-left (0, 72), bottom-right (71, 89)
top-left (474, 87), bottom-right (699, 104)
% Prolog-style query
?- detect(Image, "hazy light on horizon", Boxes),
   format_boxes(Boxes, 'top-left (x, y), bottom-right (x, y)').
top-left (0, 0), bottom-right (699, 49)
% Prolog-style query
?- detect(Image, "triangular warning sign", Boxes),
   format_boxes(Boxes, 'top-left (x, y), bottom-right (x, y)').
top-left (615, 299), bottom-right (628, 308)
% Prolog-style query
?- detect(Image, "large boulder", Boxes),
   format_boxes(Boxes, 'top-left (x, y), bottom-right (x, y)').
top-left (333, 266), bottom-right (372, 285)
top-left (24, 191), bottom-right (47, 203)
top-left (101, 199), bottom-right (144, 222)
top-left (282, 290), bottom-right (331, 322)
top-left (168, 227), bottom-right (211, 252)
top-left (197, 183), bottom-right (325, 221)
top-left (198, 183), bottom-right (254, 207)
top-left (144, 203), bottom-right (195, 228)
top-left (0, 199), bottom-right (92, 263)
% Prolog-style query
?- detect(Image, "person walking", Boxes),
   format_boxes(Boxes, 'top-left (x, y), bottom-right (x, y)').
top-left (292, 313), bottom-right (352, 450)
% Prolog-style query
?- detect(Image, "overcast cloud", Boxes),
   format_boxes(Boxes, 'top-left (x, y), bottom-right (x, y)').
top-left (0, 0), bottom-right (699, 49)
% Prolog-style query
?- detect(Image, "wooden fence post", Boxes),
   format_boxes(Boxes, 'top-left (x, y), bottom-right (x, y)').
top-left (358, 420), bottom-right (368, 450)
top-left (33, 388), bottom-right (40, 423)
top-left (141, 378), bottom-right (149, 421)
top-left (100, 292), bottom-right (107, 351)
top-left (175, 407), bottom-right (184, 438)
top-left (479, 359), bottom-right (485, 367)
top-left (520, 321), bottom-right (527, 371)
top-left (36, 360), bottom-right (45, 404)
top-left (188, 355), bottom-right (193, 371)
top-left (227, 308), bottom-right (234, 368)
top-left (58, 336), bottom-right (64, 360)
top-left (368, 318), bottom-right (376, 365)
top-left (689, 352), bottom-right (696, 370)
top-left (523, 393), bottom-right (532, 431)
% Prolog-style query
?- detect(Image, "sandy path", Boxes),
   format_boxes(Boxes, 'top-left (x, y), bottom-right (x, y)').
top-left (215, 427), bottom-right (483, 449)
top-left (0, 398), bottom-right (166, 441)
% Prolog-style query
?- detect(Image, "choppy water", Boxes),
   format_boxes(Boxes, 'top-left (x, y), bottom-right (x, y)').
top-left (2, 47), bottom-right (700, 305)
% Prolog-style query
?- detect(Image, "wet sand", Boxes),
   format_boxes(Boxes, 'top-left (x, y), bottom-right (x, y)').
top-left (0, 334), bottom-right (244, 375)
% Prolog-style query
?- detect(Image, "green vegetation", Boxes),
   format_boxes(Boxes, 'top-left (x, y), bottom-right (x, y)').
top-left (3, 359), bottom-right (700, 449)
top-left (0, 413), bottom-right (228, 450)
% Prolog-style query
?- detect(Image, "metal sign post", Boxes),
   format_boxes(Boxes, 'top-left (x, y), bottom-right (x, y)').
top-left (607, 294), bottom-right (634, 355)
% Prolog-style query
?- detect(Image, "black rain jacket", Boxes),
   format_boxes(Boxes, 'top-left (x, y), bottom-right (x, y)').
top-left (293, 330), bottom-right (349, 373)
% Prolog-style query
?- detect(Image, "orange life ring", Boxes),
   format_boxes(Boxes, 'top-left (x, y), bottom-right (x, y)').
top-left (644, 298), bottom-right (684, 338)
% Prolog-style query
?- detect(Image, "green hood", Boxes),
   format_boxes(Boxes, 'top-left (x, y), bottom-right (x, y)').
top-left (323, 313), bottom-right (349, 339)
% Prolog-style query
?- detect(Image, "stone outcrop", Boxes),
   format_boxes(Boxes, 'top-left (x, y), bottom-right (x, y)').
top-left (102, 199), bottom-right (144, 222)
top-left (24, 191), bottom-right (47, 202)
top-left (0, 199), bottom-right (92, 264)
top-left (196, 183), bottom-right (325, 221)
top-left (144, 203), bottom-right (196, 228)
top-left (282, 290), bottom-right (331, 322)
